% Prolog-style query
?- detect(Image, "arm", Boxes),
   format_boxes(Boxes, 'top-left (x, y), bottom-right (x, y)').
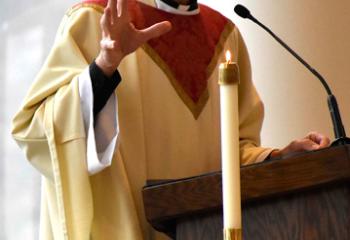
top-left (234, 27), bottom-right (330, 164)
top-left (83, 0), bottom-right (171, 174)
top-left (232, 26), bottom-right (274, 165)
top-left (270, 132), bottom-right (330, 158)
top-left (95, 0), bottom-right (171, 76)
top-left (11, 7), bottom-right (101, 179)
top-left (11, 0), bottom-right (171, 177)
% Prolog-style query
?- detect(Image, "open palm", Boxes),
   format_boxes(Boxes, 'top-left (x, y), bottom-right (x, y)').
top-left (96, 0), bottom-right (172, 76)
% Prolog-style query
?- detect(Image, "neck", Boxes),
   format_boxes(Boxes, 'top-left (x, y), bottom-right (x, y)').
top-left (174, 0), bottom-right (197, 4)
top-left (151, 0), bottom-right (200, 15)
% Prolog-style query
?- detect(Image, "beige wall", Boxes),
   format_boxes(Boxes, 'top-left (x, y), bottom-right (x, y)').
top-left (201, 0), bottom-right (350, 148)
top-left (2, 1), bottom-right (349, 238)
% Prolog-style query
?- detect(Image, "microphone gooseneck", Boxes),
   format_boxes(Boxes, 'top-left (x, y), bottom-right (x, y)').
top-left (234, 4), bottom-right (350, 146)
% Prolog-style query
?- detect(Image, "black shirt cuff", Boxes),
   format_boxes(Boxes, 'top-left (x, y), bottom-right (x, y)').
top-left (89, 61), bottom-right (121, 118)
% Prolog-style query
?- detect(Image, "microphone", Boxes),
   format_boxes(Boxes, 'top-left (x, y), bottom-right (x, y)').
top-left (234, 4), bottom-right (350, 146)
top-left (234, 4), bottom-right (251, 19)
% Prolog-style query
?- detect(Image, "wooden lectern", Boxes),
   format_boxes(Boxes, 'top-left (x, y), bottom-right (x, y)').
top-left (142, 145), bottom-right (350, 239)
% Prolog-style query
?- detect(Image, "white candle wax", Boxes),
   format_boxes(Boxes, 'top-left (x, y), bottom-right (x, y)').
top-left (220, 83), bottom-right (241, 229)
top-left (219, 51), bottom-right (242, 236)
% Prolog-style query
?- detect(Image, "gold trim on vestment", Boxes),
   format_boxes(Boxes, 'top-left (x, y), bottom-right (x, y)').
top-left (207, 22), bottom-right (235, 81)
top-left (66, 3), bottom-right (104, 17)
top-left (143, 22), bottom-right (235, 119)
top-left (142, 44), bottom-right (209, 119)
top-left (65, 3), bottom-right (235, 119)
top-left (223, 228), bottom-right (242, 240)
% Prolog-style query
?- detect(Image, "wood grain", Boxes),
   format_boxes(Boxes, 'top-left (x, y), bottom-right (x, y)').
top-left (143, 145), bottom-right (350, 225)
top-left (241, 185), bottom-right (350, 240)
top-left (176, 185), bottom-right (350, 239)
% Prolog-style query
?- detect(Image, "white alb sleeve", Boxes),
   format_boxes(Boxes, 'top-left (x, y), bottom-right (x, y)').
top-left (78, 68), bottom-right (119, 175)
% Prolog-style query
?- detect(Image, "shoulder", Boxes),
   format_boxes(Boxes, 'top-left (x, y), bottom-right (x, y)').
top-left (199, 4), bottom-right (235, 28)
top-left (196, 4), bottom-right (236, 49)
top-left (54, 1), bottom-right (105, 45)
top-left (58, 0), bottom-right (106, 33)
top-left (66, 0), bottom-right (107, 17)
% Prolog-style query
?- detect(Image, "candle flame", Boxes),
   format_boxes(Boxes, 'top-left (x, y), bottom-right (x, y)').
top-left (225, 50), bottom-right (232, 63)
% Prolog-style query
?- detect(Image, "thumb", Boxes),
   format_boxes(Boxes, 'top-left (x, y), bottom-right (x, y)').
top-left (301, 139), bottom-right (320, 151)
top-left (139, 21), bottom-right (172, 42)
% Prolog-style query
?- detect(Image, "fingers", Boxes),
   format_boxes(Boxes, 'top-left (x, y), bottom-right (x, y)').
top-left (277, 139), bottom-right (315, 158)
top-left (138, 21), bottom-right (172, 42)
top-left (306, 131), bottom-right (331, 148)
top-left (320, 136), bottom-right (331, 148)
top-left (107, 0), bottom-right (116, 23)
top-left (288, 139), bottom-right (318, 152)
top-left (276, 132), bottom-right (330, 158)
top-left (104, 0), bottom-right (128, 28)
top-left (117, 0), bottom-right (127, 17)
top-left (101, 8), bottom-right (112, 36)
top-left (299, 139), bottom-right (320, 151)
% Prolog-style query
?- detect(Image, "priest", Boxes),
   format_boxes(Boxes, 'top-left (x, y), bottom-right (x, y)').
top-left (11, 0), bottom-right (330, 239)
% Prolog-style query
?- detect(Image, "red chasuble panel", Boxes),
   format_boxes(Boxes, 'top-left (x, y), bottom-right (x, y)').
top-left (79, 0), bottom-right (234, 118)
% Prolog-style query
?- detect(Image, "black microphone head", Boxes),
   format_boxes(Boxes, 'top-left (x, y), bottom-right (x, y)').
top-left (234, 4), bottom-right (251, 19)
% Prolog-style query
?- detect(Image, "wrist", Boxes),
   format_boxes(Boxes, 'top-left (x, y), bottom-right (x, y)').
top-left (95, 53), bottom-right (121, 77)
top-left (269, 149), bottom-right (282, 159)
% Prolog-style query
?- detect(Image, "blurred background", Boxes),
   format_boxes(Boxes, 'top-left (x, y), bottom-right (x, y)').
top-left (1, 1), bottom-right (77, 239)
top-left (1, 0), bottom-right (349, 239)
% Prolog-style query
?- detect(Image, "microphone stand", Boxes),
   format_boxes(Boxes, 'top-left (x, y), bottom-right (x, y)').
top-left (236, 6), bottom-right (350, 146)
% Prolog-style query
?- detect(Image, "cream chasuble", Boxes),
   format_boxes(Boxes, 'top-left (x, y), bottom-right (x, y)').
top-left (12, 0), bottom-right (273, 239)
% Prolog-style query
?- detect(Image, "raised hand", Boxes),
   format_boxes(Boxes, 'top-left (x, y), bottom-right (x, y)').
top-left (95, 0), bottom-right (172, 76)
